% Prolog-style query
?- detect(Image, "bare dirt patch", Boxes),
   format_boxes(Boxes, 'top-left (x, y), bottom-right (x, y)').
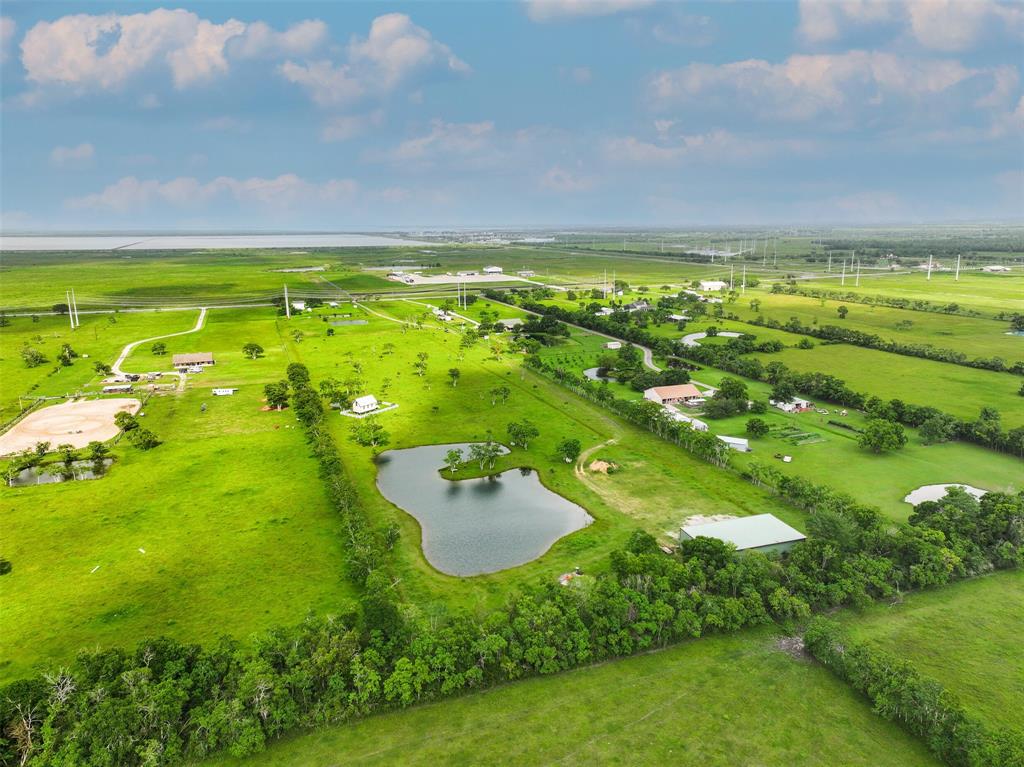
top-left (0, 398), bottom-right (139, 455)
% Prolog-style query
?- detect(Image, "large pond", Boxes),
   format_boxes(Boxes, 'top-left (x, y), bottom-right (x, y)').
top-left (375, 443), bottom-right (593, 576)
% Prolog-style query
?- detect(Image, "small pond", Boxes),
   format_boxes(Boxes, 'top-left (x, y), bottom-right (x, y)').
top-left (903, 483), bottom-right (987, 505)
top-left (583, 367), bottom-right (615, 382)
top-left (8, 459), bottom-right (113, 487)
top-left (375, 443), bottom-right (593, 576)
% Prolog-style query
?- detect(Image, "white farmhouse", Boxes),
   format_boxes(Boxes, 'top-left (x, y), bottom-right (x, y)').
top-left (699, 280), bottom-right (728, 291)
top-left (352, 395), bottom-right (379, 414)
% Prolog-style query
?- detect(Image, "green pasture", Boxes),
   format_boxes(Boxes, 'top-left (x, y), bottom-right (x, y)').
top-left (0, 310), bottom-right (198, 422)
top-left (839, 570), bottom-right (1024, 732)
top-left (209, 628), bottom-right (938, 767)
top-left (798, 271), bottom-right (1024, 316)
top-left (0, 386), bottom-right (357, 685)
top-left (731, 289), bottom-right (1024, 362)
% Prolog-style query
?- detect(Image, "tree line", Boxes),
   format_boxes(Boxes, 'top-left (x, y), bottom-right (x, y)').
top-left (805, 618), bottom-right (1023, 767)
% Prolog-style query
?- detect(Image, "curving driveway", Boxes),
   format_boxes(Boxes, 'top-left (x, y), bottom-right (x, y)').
top-left (679, 330), bottom-right (743, 347)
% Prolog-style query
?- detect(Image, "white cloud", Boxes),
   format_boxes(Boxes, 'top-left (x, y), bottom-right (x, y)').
top-left (278, 60), bottom-right (364, 107)
top-left (349, 13), bottom-right (469, 89)
top-left (138, 93), bottom-right (161, 109)
top-left (648, 51), bottom-right (1002, 124)
top-left (229, 19), bottom-right (328, 59)
top-left (19, 9), bottom-right (327, 94)
top-left (797, 0), bottom-right (1024, 51)
top-left (370, 119), bottom-right (496, 167)
top-left (321, 110), bottom-right (384, 142)
top-left (0, 17), bottom-right (15, 63)
top-left (67, 174), bottom-right (358, 213)
top-left (525, 0), bottom-right (655, 23)
top-left (540, 165), bottom-right (595, 192)
top-left (49, 142), bottom-right (95, 168)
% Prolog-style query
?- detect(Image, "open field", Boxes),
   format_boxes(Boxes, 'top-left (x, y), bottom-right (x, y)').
top-left (0, 386), bottom-right (358, 685)
top-left (799, 271), bottom-right (1024, 315)
top-left (839, 571), bottom-right (1024, 732)
top-left (0, 310), bottom-right (199, 422)
top-left (209, 628), bottom-right (938, 767)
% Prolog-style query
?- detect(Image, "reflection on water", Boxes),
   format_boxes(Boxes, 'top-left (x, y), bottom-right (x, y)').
top-left (7, 459), bottom-right (113, 487)
top-left (375, 443), bottom-right (592, 576)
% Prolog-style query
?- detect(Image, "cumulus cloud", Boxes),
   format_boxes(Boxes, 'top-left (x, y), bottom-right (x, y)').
top-left (50, 142), bottom-right (95, 168)
top-left (321, 110), bottom-right (384, 142)
top-left (280, 14), bottom-right (467, 109)
top-left (370, 119), bottom-right (496, 168)
top-left (0, 17), bottom-right (15, 63)
top-left (797, 0), bottom-right (1023, 51)
top-left (19, 9), bottom-right (325, 94)
top-left (67, 174), bottom-right (358, 213)
top-left (525, 0), bottom-right (655, 23)
top-left (648, 12), bottom-right (716, 46)
top-left (648, 51), bottom-right (1009, 126)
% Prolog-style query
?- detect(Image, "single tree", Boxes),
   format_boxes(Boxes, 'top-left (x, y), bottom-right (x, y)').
top-left (93, 361), bottom-right (112, 376)
top-left (21, 345), bottom-right (46, 368)
top-left (858, 419), bottom-right (907, 453)
top-left (114, 411), bottom-right (139, 432)
top-left (264, 380), bottom-right (290, 410)
top-left (837, 305), bottom-right (849, 319)
top-left (443, 448), bottom-right (463, 475)
top-left (350, 417), bottom-right (390, 449)
top-left (242, 343), bottom-right (264, 360)
top-left (506, 419), bottom-right (539, 450)
top-left (33, 441), bottom-right (51, 458)
top-left (448, 368), bottom-right (461, 387)
top-left (151, 341), bottom-right (167, 356)
top-left (746, 418), bottom-right (770, 438)
top-left (556, 437), bottom-right (582, 463)
top-left (128, 428), bottom-right (160, 450)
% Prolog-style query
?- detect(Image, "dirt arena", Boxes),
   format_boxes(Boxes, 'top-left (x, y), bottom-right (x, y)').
top-left (0, 398), bottom-right (140, 456)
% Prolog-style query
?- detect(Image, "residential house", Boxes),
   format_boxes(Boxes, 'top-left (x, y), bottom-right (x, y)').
top-left (353, 395), bottom-right (379, 414)
top-left (644, 384), bottom-right (705, 407)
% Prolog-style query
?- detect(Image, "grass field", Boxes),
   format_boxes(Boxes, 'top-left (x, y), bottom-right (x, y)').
top-left (0, 386), bottom-right (358, 685)
top-left (209, 628), bottom-right (939, 767)
top-left (839, 571), bottom-right (1024, 733)
top-left (0, 310), bottom-right (199, 422)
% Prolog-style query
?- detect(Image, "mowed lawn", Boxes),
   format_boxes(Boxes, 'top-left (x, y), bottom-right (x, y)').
top-left (207, 629), bottom-right (938, 767)
top-left (0, 374), bottom-right (357, 685)
top-left (839, 571), bottom-right (1024, 733)
top-left (0, 310), bottom-right (198, 422)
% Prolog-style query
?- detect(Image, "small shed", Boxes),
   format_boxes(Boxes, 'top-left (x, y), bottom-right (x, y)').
top-left (102, 384), bottom-right (132, 394)
top-left (680, 513), bottom-right (805, 555)
top-left (353, 395), bottom-right (379, 414)
top-left (699, 280), bottom-right (728, 291)
top-left (483, 265), bottom-right (504, 274)
top-left (212, 388), bottom-right (237, 396)
top-left (603, 341), bottom-right (622, 350)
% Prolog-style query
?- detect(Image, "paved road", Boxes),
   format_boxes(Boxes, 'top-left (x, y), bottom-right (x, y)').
top-left (680, 330), bottom-right (743, 347)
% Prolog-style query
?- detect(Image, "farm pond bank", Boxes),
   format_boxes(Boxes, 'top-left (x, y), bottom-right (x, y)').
top-left (375, 443), bottom-right (593, 576)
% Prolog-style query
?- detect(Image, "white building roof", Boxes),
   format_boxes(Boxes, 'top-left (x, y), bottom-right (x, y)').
top-left (681, 513), bottom-right (805, 550)
top-left (353, 395), bottom-right (378, 407)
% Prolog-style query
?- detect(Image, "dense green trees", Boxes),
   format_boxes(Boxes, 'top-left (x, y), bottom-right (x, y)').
top-left (556, 438), bottom-right (582, 463)
top-left (858, 419), bottom-right (908, 453)
top-left (263, 381), bottom-right (290, 410)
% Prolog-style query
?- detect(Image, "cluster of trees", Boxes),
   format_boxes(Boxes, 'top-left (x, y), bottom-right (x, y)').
top-left (20, 345), bottom-right (47, 368)
top-left (805, 618), bottom-right (1024, 766)
top-left (745, 314), bottom-right (1024, 375)
top-left (596, 344), bottom-right (691, 392)
top-left (2, 479), bottom-right (1019, 765)
top-left (703, 377), bottom-right (749, 419)
top-left (114, 411), bottom-right (160, 450)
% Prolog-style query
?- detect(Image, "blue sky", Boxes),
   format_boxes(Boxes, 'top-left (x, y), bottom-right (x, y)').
top-left (1, 0), bottom-right (1021, 230)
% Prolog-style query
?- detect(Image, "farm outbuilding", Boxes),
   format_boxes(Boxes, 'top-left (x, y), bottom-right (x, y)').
top-left (679, 514), bottom-right (805, 555)
top-left (212, 388), bottom-right (237, 396)
top-left (102, 384), bottom-right (132, 394)
top-left (770, 397), bottom-right (813, 413)
top-left (603, 340), bottom-right (622, 350)
top-left (483, 265), bottom-right (504, 274)
top-left (172, 352), bottom-right (215, 369)
top-left (353, 395), bottom-right (379, 414)
top-left (717, 435), bottom-right (750, 452)
top-left (699, 280), bottom-right (728, 291)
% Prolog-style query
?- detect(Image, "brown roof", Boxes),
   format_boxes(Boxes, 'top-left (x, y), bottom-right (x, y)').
top-left (648, 384), bottom-right (703, 400)
top-left (172, 352), bottom-right (214, 365)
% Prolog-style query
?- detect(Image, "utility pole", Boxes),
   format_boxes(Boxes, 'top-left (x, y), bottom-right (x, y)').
top-left (66, 290), bottom-right (75, 329)
top-left (955, 254), bottom-right (961, 281)
top-left (71, 288), bottom-right (80, 327)
top-left (828, 252), bottom-right (832, 272)
top-left (741, 264), bottom-right (747, 295)
top-left (855, 259), bottom-right (861, 287)
top-left (926, 254), bottom-right (933, 281)
top-left (729, 265), bottom-right (734, 291)
top-left (284, 285), bottom-right (291, 318)
top-left (841, 260), bottom-right (847, 286)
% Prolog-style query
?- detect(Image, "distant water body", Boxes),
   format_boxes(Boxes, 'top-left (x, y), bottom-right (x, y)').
top-left (0, 233), bottom-right (431, 251)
